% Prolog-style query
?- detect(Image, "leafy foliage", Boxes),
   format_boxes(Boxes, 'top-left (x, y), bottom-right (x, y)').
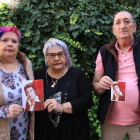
top-left (0, 3), bottom-right (15, 26)
top-left (1, 0), bottom-right (140, 139)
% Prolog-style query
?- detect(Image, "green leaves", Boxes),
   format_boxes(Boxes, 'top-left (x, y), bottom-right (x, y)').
top-left (24, 32), bottom-right (31, 37)
top-left (94, 31), bottom-right (103, 36)
top-left (70, 13), bottom-right (79, 25)
top-left (0, 17), bottom-right (6, 20)
top-left (27, 55), bottom-right (36, 59)
top-left (44, 3), bottom-right (49, 8)
top-left (72, 31), bottom-right (79, 38)
top-left (50, 2), bottom-right (54, 8)
top-left (69, 24), bottom-right (80, 31)
top-left (0, 3), bottom-right (15, 27)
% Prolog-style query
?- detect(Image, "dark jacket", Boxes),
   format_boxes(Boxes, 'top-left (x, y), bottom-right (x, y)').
top-left (98, 36), bottom-right (140, 125)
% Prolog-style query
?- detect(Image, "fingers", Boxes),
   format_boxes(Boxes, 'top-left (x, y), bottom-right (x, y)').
top-left (44, 99), bottom-right (61, 113)
top-left (44, 99), bottom-right (53, 110)
top-left (99, 76), bottom-right (113, 90)
top-left (47, 103), bottom-right (54, 113)
top-left (9, 104), bottom-right (24, 118)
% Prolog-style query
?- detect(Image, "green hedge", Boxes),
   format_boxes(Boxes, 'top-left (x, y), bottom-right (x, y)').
top-left (1, 0), bottom-right (140, 139)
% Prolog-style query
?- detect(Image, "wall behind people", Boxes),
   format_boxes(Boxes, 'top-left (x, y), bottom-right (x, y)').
top-left (1, 0), bottom-right (140, 139)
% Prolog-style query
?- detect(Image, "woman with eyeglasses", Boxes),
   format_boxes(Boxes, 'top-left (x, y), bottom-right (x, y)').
top-left (34, 38), bottom-right (93, 140)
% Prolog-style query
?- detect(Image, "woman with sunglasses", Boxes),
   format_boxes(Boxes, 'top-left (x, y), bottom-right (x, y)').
top-left (34, 38), bottom-right (93, 140)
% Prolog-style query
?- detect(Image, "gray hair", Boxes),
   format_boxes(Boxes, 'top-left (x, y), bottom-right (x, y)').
top-left (43, 38), bottom-right (72, 67)
top-left (113, 11), bottom-right (136, 25)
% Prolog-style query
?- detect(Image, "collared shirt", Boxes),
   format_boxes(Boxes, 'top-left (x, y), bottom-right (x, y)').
top-left (27, 96), bottom-right (40, 111)
top-left (95, 41), bottom-right (140, 125)
top-left (113, 91), bottom-right (123, 101)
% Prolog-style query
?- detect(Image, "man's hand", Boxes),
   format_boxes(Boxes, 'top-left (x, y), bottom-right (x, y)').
top-left (99, 76), bottom-right (113, 91)
top-left (93, 73), bottom-right (113, 95)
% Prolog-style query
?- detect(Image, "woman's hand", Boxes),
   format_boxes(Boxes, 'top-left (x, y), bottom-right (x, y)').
top-left (9, 104), bottom-right (24, 118)
top-left (44, 99), bottom-right (62, 113)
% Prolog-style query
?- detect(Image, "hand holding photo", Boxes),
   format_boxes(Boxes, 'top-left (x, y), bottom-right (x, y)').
top-left (111, 81), bottom-right (126, 102)
top-left (22, 80), bottom-right (44, 111)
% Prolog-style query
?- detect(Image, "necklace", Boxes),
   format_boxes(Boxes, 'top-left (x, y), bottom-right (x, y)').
top-left (51, 68), bottom-right (66, 88)
top-left (0, 60), bottom-right (17, 73)
top-left (51, 78), bottom-right (59, 88)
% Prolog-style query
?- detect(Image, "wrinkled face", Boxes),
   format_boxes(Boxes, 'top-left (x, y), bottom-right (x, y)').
top-left (46, 46), bottom-right (66, 70)
top-left (112, 12), bottom-right (137, 40)
top-left (113, 85), bottom-right (120, 96)
top-left (26, 87), bottom-right (36, 100)
top-left (0, 31), bottom-right (19, 59)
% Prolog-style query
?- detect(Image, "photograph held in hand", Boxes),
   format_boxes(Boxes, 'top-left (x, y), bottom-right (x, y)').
top-left (22, 80), bottom-right (44, 111)
top-left (111, 81), bottom-right (125, 102)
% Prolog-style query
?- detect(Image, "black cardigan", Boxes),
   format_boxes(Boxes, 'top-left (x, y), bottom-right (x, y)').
top-left (34, 67), bottom-right (93, 140)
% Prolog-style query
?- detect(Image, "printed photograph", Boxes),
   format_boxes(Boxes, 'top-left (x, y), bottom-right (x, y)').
top-left (111, 81), bottom-right (126, 102)
top-left (22, 80), bottom-right (44, 111)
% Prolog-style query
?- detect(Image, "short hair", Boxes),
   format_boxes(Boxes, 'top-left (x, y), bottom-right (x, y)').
top-left (43, 38), bottom-right (72, 67)
top-left (113, 11), bottom-right (136, 25)
top-left (113, 83), bottom-right (122, 92)
top-left (24, 83), bottom-right (39, 97)
top-left (0, 26), bottom-right (21, 41)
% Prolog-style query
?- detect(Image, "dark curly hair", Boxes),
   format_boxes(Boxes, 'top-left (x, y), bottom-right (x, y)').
top-left (24, 83), bottom-right (39, 97)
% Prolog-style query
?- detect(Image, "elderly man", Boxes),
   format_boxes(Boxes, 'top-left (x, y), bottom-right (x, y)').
top-left (93, 11), bottom-right (140, 140)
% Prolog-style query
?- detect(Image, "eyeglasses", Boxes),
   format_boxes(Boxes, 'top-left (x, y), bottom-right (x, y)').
top-left (46, 52), bottom-right (66, 59)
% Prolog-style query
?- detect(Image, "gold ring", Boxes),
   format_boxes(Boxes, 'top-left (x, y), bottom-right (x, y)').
top-left (50, 104), bottom-right (53, 109)
top-left (17, 112), bottom-right (18, 115)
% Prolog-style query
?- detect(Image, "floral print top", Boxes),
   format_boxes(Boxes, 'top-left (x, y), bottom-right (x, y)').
top-left (0, 62), bottom-right (29, 140)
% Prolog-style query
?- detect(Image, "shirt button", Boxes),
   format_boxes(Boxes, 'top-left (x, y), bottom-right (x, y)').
top-left (125, 60), bottom-right (126, 62)
top-left (122, 53), bottom-right (123, 54)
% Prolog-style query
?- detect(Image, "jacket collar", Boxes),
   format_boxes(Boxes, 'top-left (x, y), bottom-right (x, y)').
top-left (132, 35), bottom-right (139, 48)
top-left (104, 35), bottom-right (138, 50)
top-left (103, 35), bottom-right (138, 82)
top-left (16, 51), bottom-right (27, 69)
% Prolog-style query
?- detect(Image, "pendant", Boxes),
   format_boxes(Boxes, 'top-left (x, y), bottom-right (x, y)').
top-left (51, 82), bottom-right (56, 88)
top-left (51, 84), bottom-right (54, 88)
